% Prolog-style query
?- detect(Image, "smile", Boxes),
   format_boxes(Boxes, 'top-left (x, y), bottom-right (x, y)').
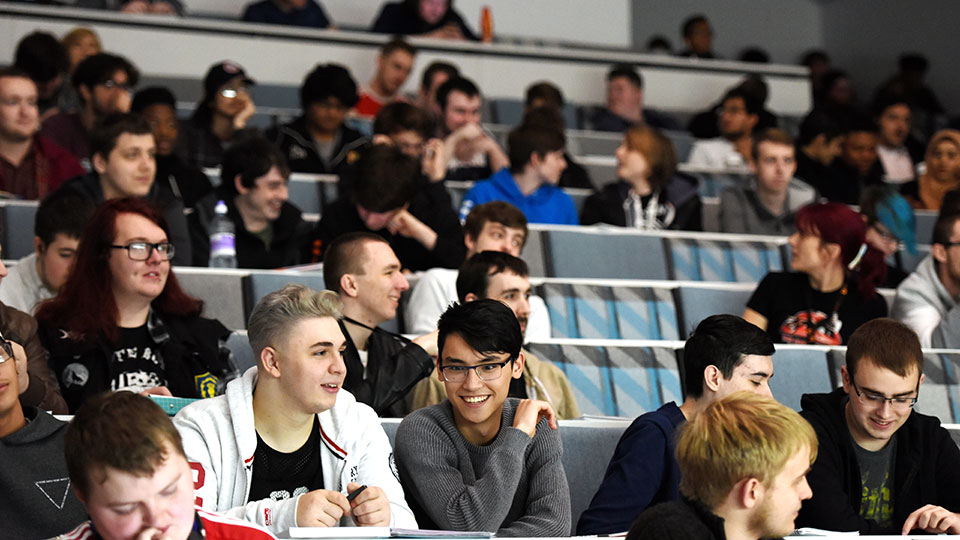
top-left (462, 396), bottom-right (490, 404)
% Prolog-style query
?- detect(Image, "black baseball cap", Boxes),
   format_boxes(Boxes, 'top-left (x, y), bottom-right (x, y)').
top-left (203, 61), bottom-right (255, 97)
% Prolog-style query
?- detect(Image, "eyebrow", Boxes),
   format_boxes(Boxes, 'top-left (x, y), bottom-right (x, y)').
top-left (442, 355), bottom-right (506, 365)
top-left (109, 474), bottom-right (180, 506)
top-left (860, 385), bottom-right (917, 397)
top-left (749, 371), bottom-right (772, 378)
top-left (309, 341), bottom-right (337, 348)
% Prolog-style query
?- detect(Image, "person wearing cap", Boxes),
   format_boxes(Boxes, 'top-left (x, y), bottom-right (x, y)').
top-left (132, 86), bottom-right (213, 208)
top-left (179, 61), bottom-right (256, 170)
top-left (860, 186), bottom-right (916, 288)
top-left (892, 209), bottom-right (960, 348)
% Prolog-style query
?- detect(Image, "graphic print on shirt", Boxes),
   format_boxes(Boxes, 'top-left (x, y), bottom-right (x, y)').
top-left (779, 309), bottom-right (843, 345)
top-left (36, 477), bottom-right (72, 509)
top-left (859, 470), bottom-right (894, 528)
top-left (110, 343), bottom-right (166, 393)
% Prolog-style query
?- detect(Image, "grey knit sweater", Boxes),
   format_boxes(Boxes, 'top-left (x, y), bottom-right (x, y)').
top-left (394, 398), bottom-right (571, 537)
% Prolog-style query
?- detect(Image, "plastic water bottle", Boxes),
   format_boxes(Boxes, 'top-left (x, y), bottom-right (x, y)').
top-left (209, 200), bottom-right (237, 268)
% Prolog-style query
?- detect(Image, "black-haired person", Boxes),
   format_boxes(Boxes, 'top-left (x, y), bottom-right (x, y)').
top-left (590, 64), bottom-right (678, 133)
top-left (436, 76), bottom-right (508, 181)
top-left (795, 108), bottom-right (846, 192)
top-left (825, 114), bottom-right (884, 205)
top-left (179, 61), bottom-right (256, 170)
top-left (266, 63), bottom-right (367, 176)
top-left (0, 191), bottom-right (94, 314)
top-left (314, 144), bottom-right (464, 271)
top-left (132, 86), bottom-right (213, 208)
top-left (459, 123), bottom-right (575, 225)
top-left (522, 85), bottom-right (594, 190)
top-left (57, 113), bottom-right (193, 264)
top-left (190, 132), bottom-right (310, 269)
top-left (40, 52), bottom-right (139, 166)
top-left (242, 0), bottom-right (332, 28)
top-left (678, 14), bottom-right (716, 59)
top-left (394, 300), bottom-right (570, 536)
top-left (355, 39), bottom-right (416, 119)
top-left (687, 87), bottom-right (759, 169)
top-left (577, 315), bottom-right (775, 535)
top-left (417, 61), bottom-right (458, 121)
top-left (12, 31), bottom-right (70, 120)
top-left (370, 0), bottom-right (479, 41)
top-left (408, 251), bottom-right (578, 419)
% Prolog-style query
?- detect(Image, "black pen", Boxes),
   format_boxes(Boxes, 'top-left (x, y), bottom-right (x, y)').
top-left (347, 485), bottom-right (368, 502)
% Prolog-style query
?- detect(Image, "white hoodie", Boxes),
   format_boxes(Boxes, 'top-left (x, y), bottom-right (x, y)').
top-left (174, 367), bottom-right (417, 536)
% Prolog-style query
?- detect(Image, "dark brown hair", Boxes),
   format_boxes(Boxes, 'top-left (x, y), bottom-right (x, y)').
top-left (845, 318), bottom-right (922, 378)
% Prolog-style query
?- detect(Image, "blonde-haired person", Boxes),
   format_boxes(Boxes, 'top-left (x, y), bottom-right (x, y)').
top-left (581, 124), bottom-right (702, 230)
top-left (58, 27), bottom-right (101, 114)
top-left (174, 284), bottom-right (417, 535)
top-left (901, 129), bottom-right (960, 211)
top-left (628, 392), bottom-right (816, 540)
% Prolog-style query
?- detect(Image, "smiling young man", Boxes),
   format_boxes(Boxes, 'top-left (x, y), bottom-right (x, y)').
top-left (59, 391), bottom-right (277, 540)
top-left (323, 232), bottom-right (437, 416)
top-left (354, 39), bottom-right (416, 119)
top-left (174, 285), bottom-right (416, 535)
top-left (628, 392), bottom-right (816, 540)
top-left (408, 251), bottom-right (577, 418)
top-left (395, 299), bottom-right (571, 536)
top-left (405, 201), bottom-right (550, 340)
top-left (719, 128), bottom-right (818, 235)
top-left (577, 314), bottom-right (776, 535)
top-left (189, 132), bottom-right (310, 268)
top-left (797, 318), bottom-right (960, 534)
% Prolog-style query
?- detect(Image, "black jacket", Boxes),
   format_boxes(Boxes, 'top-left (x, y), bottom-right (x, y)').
top-left (797, 388), bottom-right (960, 534)
top-left (313, 181), bottom-right (465, 271)
top-left (581, 176), bottom-right (702, 231)
top-left (265, 116), bottom-right (367, 176)
top-left (189, 190), bottom-right (311, 268)
top-left (339, 319), bottom-right (435, 417)
top-left (370, 1), bottom-right (479, 40)
top-left (629, 498), bottom-right (730, 540)
top-left (59, 172), bottom-right (194, 265)
top-left (39, 311), bottom-right (237, 413)
top-left (155, 153), bottom-right (214, 209)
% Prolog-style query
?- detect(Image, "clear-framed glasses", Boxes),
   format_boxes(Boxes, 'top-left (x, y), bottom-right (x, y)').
top-left (110, 242), bottom-right (176, 261)
top-left (439, 358), bottom-right (513, 383)
top-left (850, 379), bottom-right (918, 411)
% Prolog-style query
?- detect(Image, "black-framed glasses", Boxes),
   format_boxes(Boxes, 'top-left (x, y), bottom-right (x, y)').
top-left (0, 328), bottom-right (15, 364)
top-left (439, 358), bottom-right (513, 383)
top-left (941, 242), bottom-right (960, 248)
top-left (220, 87), bottom-right (249, 99)
top-left (110, 242), bottom-right (175, 261)
top-left (850, 379), bottom-right (918, 411)
top-left (99, 79), bottom-right (131, 92)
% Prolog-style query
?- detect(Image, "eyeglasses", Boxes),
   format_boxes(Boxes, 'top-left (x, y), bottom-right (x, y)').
top-left (850, 379), bottom-right (918, 411)
top-left (99, 79), bottom-right (131, 92)
top-left (871, 223), bottom-right (900, 243)
top-left (0, 328), bottom-right (13, 364)
top-left (220, 87), bottom-right (249, 99)
top-left (110, 242), bottom-right (176, 261)
top-left (439, 358), bottom-right (513, 383)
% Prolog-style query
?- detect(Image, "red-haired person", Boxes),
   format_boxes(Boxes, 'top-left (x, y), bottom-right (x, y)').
top-left (35, 198), bottom-right (237, 413)
top-left (743, 202), bottom-right (888, 345)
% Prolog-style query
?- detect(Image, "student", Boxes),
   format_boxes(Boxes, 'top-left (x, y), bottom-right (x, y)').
top-left (719, 128), bottom-right (818, 235)
top-left (370, 0), bottom-right (478, 41)
top-left (57, 112), bottom-right (193, 265)
top-left (797, 318), bottom-right (960, 534)
top-left (577, 314), bottom-right (775, 535)
top-left (394, 299), bottom-right (571, 536)
top-left (459, 123), bottom-right (576, 225)
top-left (189, 133), bottom-right (311, 269)
top-left (355, 39), bottom-right (416, 118)
top-left (687, 88), bottom-right (759, 169)
top-left (179, 61), bottom-right (256, 170)
top-left (58, 391), bottom-right (277, 540)
top-left (795, 109), bottom-right (846, 198)
top-left (628, 392), bottom-right (816, 540)
top-left (322, 233), bottom-right (437, 416)
top-left (435, 76), bottom-right (508, 181)
top-left (36, 198), bottom-right (236, 412)
top-left (174, 284), bottom-right (416, 535)
top-left (266, 63), bottom-right (366, 177)
top-left (0, 191), bottom-right (93, 314)
top-left (408, 251), bottom-right (578, 419)
top-left (0, 326), bottom-right (85, 539)
top-left (405, 201), bottom-right (550, 341)
top-left (242, 0), bottom-right (332, 28)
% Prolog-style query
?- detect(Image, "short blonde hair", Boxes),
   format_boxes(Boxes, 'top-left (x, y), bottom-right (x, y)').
top-left (62, 27), bottom-right (101, 52)
top-left (247, 284), bottom-right (342, 359)
top-left (676, 392), bottom-right (818, 508)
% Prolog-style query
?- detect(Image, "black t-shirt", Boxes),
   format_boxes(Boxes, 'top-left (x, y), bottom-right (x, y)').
top-left (747, 272), bottom-right (888, 345)
top-left (248, 416), bottom-right (324, 503)
top-left (111, 324), bottom-right (167, 392)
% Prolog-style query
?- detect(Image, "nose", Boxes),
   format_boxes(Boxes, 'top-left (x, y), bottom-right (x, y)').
top-left (461, 367), bottom-right (484, 389)
top-left (140, 500), bottom-right (158, 528)
top-left (759, 382), bottom-right (774, 398)
top-left (146, 244), bottom-right (165, 264)
top-left (788, 232), bottom-right (799, 247)
top-left (615, 143), bottom-right (626, 160)
top-left (800, 477), bottom-right (813, 501)
top-left (0, 259), bottom-right (7, 281)
top-left (397, 272), bottom-right (410, 292)
top-left (518, 296), bottom-right (531, 319)
top-left (330, 349), bottom-right (346, 375)
top-left (279, 183), bottom-right (289, 201)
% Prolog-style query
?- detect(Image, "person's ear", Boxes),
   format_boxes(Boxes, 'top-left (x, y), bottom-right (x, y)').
top-left (260, 346), bottom-right (281, 378)
top-left (822, 241), bottom-right (842, 262)
top-left (78, 85), bottom-right (92, 105)
top-left (512, 352), bottom-right (525, 379)
top-left (747, 113), bottom-right (759, 130)
top-left (703, 365), bottom-right (722, 392)
top-left (840, 365), bottom-right (851, 393)
top-left (339, 273), bottom-right (359, 298)
top-left (33, 236), bottom-right (44, 257)
top-left (72, 486), bottom-right (87, 506)
top-left (464, 234), bottom-right (477, 255)
top-left (234, 175), bottom-right (248, 196)
top-left (464, 292), bottom-right (479, 303)
top-left (740, 477), bottom-right (763, 509)
top-left (436, 357), bottom-right (445, 381)
top-left (933, 243), bottom-right (948, 264)
top-left (92, 152), bottom-right (108, 175)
